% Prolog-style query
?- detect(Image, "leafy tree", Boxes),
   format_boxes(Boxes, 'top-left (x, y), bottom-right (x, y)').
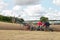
top-left (15, 18), bottom-right (24, 24)
top-left (0, 15), bottom-right (12, 23)
top-left (0, 15), bottom-right (24, 23)
top-left (18, 18), bottom-right (24, 23)
top-left (40, 16), bottom-right (49, 22)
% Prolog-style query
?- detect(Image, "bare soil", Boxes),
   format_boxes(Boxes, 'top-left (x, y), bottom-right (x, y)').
top-left (0, 22), bottom-right (60, 31)
top-left (0, 30), bottom-right (60, 40)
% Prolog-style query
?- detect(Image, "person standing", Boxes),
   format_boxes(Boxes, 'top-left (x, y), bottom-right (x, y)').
top-left (44, 21), bottom-right (51, 31)
top-left (37, 21), bottom-right (42, 31)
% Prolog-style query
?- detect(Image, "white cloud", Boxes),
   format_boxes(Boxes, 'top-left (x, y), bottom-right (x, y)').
top-left (0, 0), bottom-right (8, 11)
top-left (12, 6), bottom-right (60, 20)
top-left (1, 9), bottom-right (20, 18)
top-left (22, 5), bottom-right (45, 20)
top-left (2, 10), bottom-right (12, 16)
top-left (53, 0), bottom-right (60, 6)
top-left (11, 4), bottom-right (45, 20)
top-left (44, 8), bottom-right (60, 20)
top-left (24, 5), bottom-right (45, 16)
top-left (0, 0), bottom-right (60, 21)
top-left (0, 0), bottom-right (44, 20)
top-left (13, 0), bottom-right (41, 5)
top-left (12, 5), bottom-right (24, 18)
top-left (13, 5), bottom-right (22, 10)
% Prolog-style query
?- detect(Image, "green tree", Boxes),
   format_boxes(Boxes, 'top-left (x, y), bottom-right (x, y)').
top-left (40, 16), bottom-right (49, 22)
top-left (15, 18), bottom-right (24, 24)
top-left (19, 18), bottom-right (24, 23)
top-left (0, 15), bottom-right (24, 23)
top-left (0, 15), bottom-right (12, 23)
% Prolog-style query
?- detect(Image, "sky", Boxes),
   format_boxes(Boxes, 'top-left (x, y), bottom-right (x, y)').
top-left (0, 0), bottom-right (60, 21)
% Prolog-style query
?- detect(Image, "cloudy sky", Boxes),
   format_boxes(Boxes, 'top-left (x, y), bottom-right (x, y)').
top-left (0, 0), bottom-right (60, 21)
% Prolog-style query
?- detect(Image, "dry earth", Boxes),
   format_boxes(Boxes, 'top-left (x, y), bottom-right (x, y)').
top-left (0, 22), bottom-right (60, 31)
top-left (0, 30), bottom-right (60, 40)
top-left (0, 22), bottom-right (23, 30)
top-left (0, 22), bottom-right (60, 40)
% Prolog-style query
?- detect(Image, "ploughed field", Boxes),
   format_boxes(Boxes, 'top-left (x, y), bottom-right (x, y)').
top-left (0, 22), bottom-right (60, 40)
top-left (0, 22), bottom-right (60, 31)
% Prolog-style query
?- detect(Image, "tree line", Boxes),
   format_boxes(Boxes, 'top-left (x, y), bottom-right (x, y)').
top-left (0, 15), bottom-right (24, 23)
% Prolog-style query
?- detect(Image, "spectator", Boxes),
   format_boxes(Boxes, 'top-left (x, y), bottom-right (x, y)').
top-left (44, 21), bottom-right (51, 31)
top-left (37, 21), bottom-right (42, 31)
